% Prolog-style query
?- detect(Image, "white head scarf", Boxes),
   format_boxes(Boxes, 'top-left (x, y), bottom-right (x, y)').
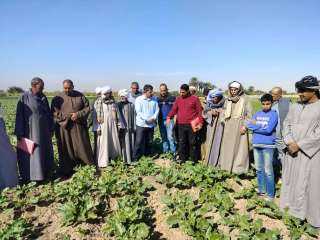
top-left (229, 81), bottom-right (241, 89)
top-left (189, 86), bottom-right (197, 91)
top-left (101, 86), bottom-right (112, 94)
top-left (118, 89), bottom-right (129, 98)
top-left (95, 87), bottom-right (102, 95)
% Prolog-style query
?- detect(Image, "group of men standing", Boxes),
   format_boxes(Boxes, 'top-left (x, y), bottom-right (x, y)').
top-left (0, 75), bottom-right (319, 228)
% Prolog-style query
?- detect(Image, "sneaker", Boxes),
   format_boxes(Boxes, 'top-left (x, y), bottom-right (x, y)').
top-left (255, 189), bottom-right (265, 196)
top-left (264, 196), bottom-right (274, 202)
top-left (129, 161), bottom-right (138, 166)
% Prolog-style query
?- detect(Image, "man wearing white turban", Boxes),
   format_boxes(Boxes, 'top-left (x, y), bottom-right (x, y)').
top-left (116, 89), bottom-right (136, 164)
top-left (95, 86), bottom-right (121, 167)
top-left (118, 89), bottom-right (129, 98)
top-left (189, 86), bottom-right (197, 96)
top-left (95, 87), bottom-right (102, 95)
top-left (218, 81), bottom-right (252, 174)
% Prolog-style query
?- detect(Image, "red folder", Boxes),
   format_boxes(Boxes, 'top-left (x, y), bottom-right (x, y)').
top-left (17, 138), bottom-right (36, 155)
top-left (190, 116), bottom-right (203, 132)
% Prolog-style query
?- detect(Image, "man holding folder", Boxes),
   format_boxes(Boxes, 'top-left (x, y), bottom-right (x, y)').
top-left (166, 84), bottom-right (203, 163)
top-left (15, 77), bottom-right (54, 183)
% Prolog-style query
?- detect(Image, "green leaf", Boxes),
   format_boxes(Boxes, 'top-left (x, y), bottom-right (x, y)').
top-left (166, 214), bottom-right (180, 227)
top-left (129, 223), bottom-right (150, 239)
top-left (304, 223), bottom-right (319, 238)
top-left (256, 208), bottom-right (281, 219)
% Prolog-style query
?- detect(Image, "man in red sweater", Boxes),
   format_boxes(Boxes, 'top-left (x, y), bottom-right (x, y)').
top-left (166, 84), bottom-right (203, 162)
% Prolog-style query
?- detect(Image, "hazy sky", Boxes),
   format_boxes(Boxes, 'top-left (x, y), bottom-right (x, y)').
top-left (1, 0), bottom-right (319, 92)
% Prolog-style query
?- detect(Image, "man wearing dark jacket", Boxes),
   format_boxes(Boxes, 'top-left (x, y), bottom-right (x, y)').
top-left (158, 83), bottom-right (176, 154)
top-left (167, 84), bottom-right (203, 162)
top-left (271, 87), bottom-right (290, 165)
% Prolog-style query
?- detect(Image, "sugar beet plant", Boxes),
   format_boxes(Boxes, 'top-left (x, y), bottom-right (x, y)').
top-left (162, 191), bottom-right (228, 239)
top-left (55, 162), bottom-right (154, 227)
top-left (158, 160), bottom-right (319, 239)
top-left (0, 96), bottom-right (319, 240)
top-left (0, 218), bottom-right (33, 240)
top-left (0, 157), bottom-right (158, 239)
top-left (156, 161), bottom-right (231, 189)
top-left (102, 194), bottom-right (153, 240)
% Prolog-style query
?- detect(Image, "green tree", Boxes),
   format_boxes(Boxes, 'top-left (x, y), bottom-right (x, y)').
top-left (7, 86), bottom-right (24, 94)
top-left (203, 82), bottom-right (217, 90)
top-left (245, 86), bottom-right (255, 95)
top-left (198, 81), bottom-right (204, 92)
top-left (189, 77), bottom-right (199, 89)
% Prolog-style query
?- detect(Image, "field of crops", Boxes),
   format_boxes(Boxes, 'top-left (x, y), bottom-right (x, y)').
top-left (0, 96), bottom-right (319, 240)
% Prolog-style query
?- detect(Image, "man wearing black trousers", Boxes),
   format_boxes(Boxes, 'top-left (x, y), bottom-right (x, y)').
top-left (166, 84), bottom-right (203, 163)
top-left (133, 84), bottom-right (159, 161)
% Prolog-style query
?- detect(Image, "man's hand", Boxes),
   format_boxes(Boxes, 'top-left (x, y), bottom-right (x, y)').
top-left (166, 118), bottom-right (171, 126)
top-left (194, 123), bottom-right (203, 132)
top-left (97, 118), bottom-right (104, 124)
top-left (146, 118), bottom-right (156, 125)
top-left (248, 119), bottom-right (256, 125)
top-left (70, 113), bottom-right (78, 121)
top-left (287, 142), bottom-right (300, 155)
top-left (211, 109), bottom-right (219, 117)
top-left (240, 125), bottom-right (247, 135)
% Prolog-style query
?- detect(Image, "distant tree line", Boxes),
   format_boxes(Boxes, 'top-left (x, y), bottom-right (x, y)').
top-left (188, 77), bottom-right (290, 96)
top-left (0, 83), bottom-right (291, 98)
top-left (0, 86), bottom-right (24, 97)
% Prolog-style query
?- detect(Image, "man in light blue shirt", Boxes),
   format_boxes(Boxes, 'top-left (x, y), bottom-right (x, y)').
top-left (133, 84), bottom-right (159, 161)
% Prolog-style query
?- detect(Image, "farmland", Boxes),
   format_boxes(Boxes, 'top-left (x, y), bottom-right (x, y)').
top-left (0, 96), bottom-right (319, 240)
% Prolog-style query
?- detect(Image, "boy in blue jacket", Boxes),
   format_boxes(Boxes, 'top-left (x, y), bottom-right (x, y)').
top-left (246, 94), bottom-right (278, 201)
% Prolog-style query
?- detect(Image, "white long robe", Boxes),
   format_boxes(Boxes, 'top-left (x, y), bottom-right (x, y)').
top-left (96, 102), bottom-right (121, 167)
top-left (280, 100), bottom-right (320, 228)
top-left (218, 96), bottom-right (251, 174)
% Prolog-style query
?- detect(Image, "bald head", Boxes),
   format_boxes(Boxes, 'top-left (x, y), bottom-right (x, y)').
top-left (271, 87), bottom-right (283, 102)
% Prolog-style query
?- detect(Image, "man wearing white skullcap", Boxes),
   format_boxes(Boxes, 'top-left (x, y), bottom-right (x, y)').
top-left (218, 81), bottom-right (252, 174)
top-left (101, 86), bottom-right (112, 95)
top-left (95, 87), bottom-right (102, 95)
top-left (118, 89), bottom-right (129, 98)
top-left (117, 89), bottom-right (136, 164)
top-left (95, 86), bottom-right (121, 167)
top-left (229, 81), bottom-right (241, 89)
